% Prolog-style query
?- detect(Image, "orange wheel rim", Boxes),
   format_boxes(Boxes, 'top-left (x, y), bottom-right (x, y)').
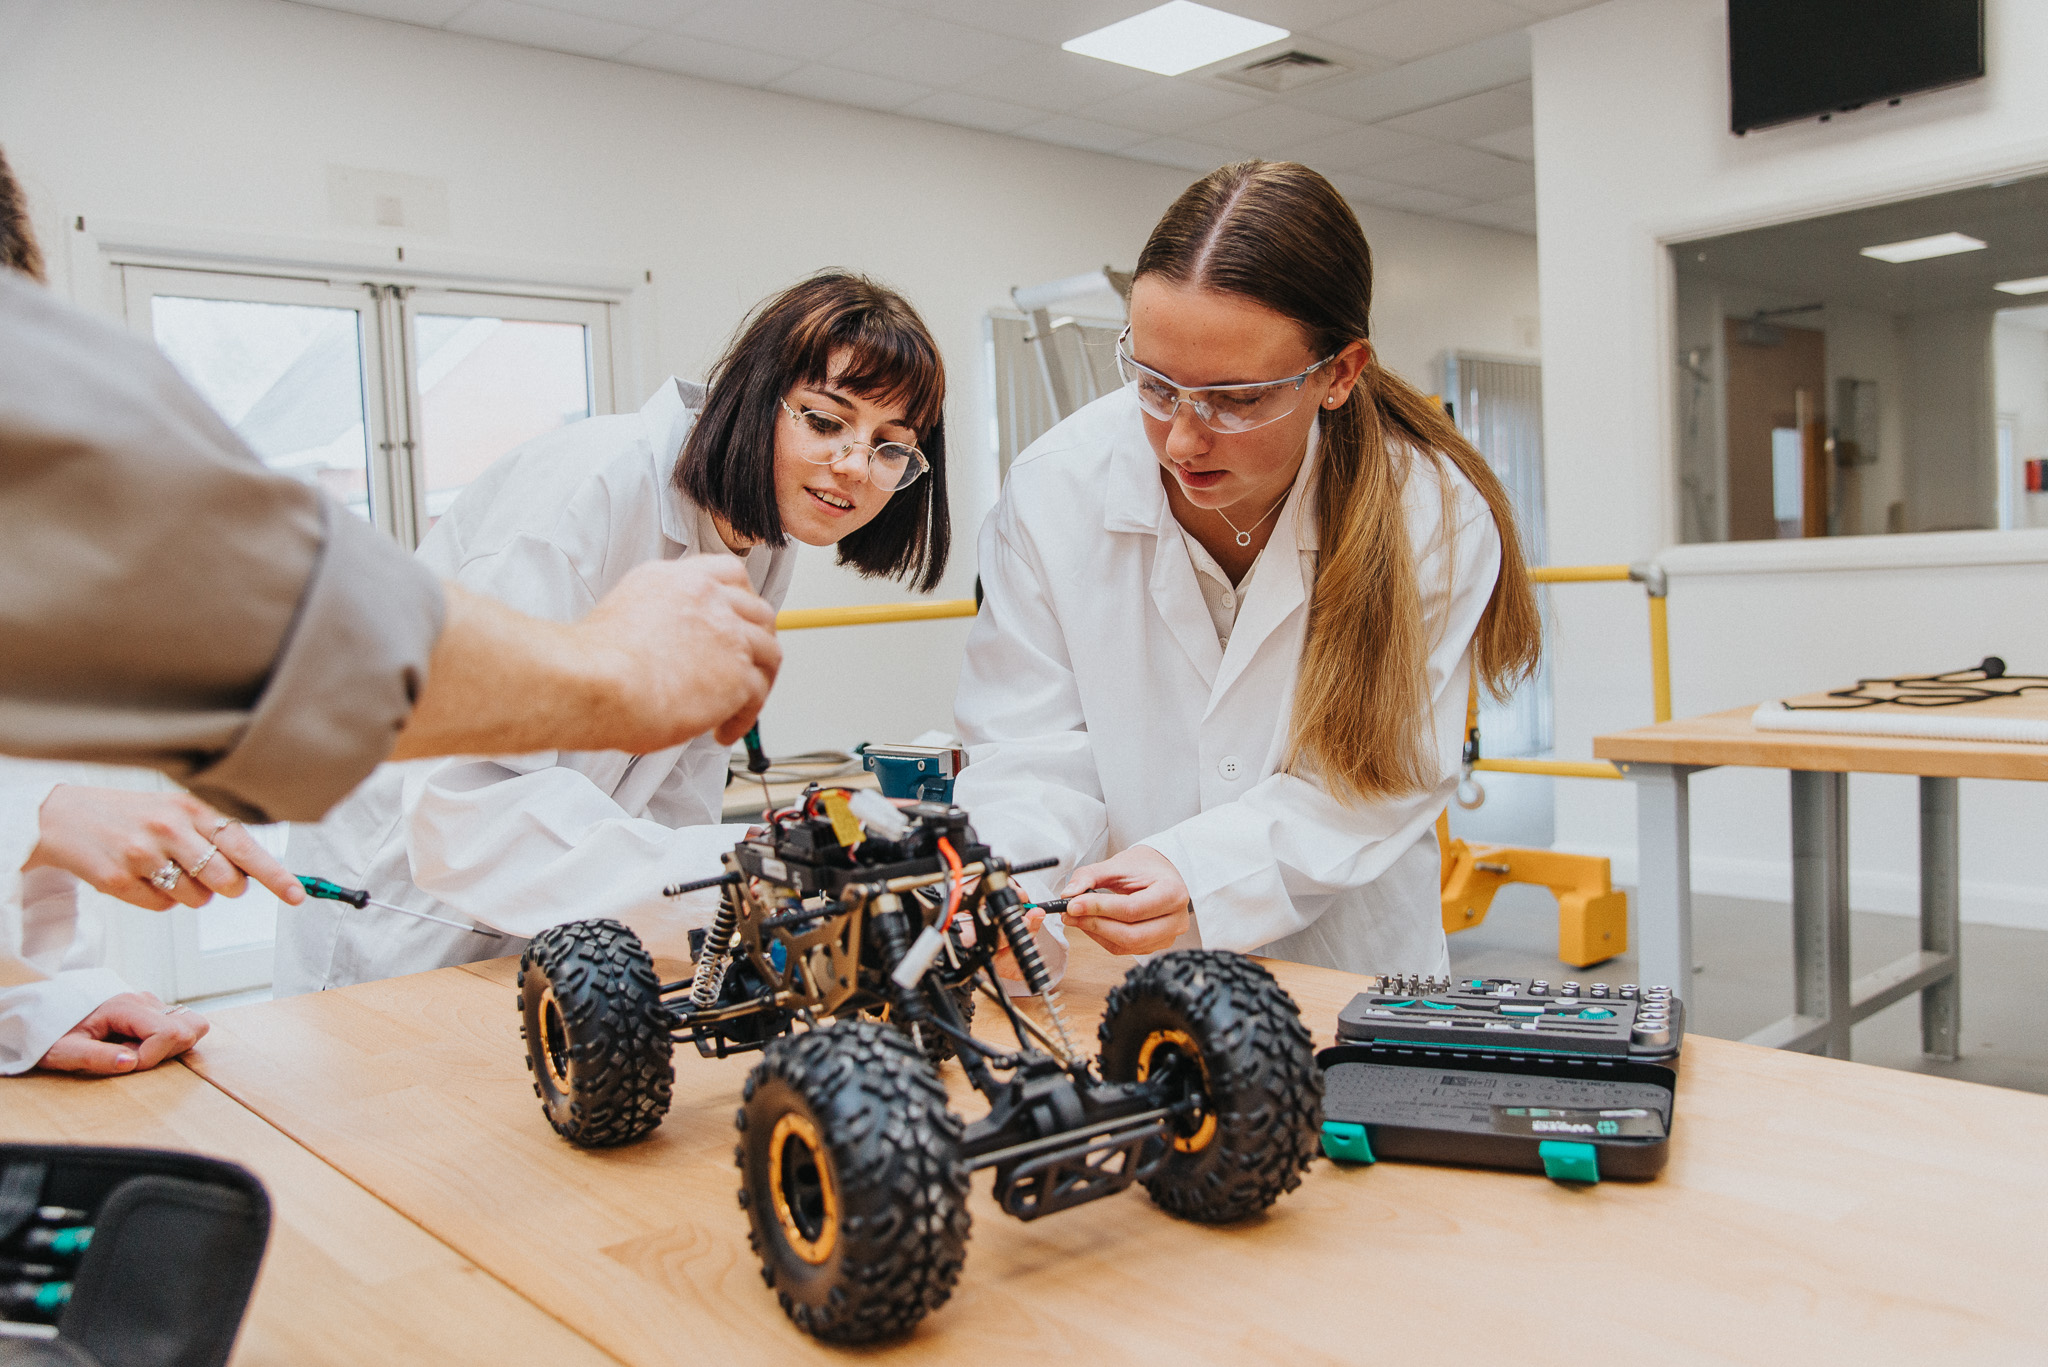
top-left (1136, 1028), bottom-right (1216, 1153)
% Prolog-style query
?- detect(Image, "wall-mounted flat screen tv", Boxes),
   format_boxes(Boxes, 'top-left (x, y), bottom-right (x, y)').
top-left (1730, 0), bottom-right (1984, 134)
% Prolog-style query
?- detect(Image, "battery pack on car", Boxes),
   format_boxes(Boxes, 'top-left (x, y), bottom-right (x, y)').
top-left (1316, 975), bottom-right (1682, 1184)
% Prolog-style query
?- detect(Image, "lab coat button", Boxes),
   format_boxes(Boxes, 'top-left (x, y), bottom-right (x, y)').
top-left (1218, 756), bottom-right (1243, 780)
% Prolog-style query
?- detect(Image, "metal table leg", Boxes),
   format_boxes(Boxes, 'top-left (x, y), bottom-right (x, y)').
top-left (1748, 770), bottom-right (1851, 1056)
top-left (1919, 776), bottom-right (1962, 1060)
top-left (1792, 770), bottom-right (1853, 1059)
top-left (1627, 763), bottom-right (1698, 997)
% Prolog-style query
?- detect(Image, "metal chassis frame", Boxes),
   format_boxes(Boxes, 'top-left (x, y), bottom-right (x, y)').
top-left (1626, 763), bottom-right (1962, 1061)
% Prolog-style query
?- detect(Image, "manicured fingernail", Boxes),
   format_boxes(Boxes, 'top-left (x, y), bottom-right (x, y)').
top-left (115, 1052), bottom-right (136, 1068)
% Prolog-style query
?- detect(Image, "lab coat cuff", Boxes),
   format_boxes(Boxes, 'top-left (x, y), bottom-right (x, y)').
top-left (0, 968), bottom-right (132, 1075)
top-left (0, 777), bottom-right (61, 877)
top-left (188, 503), bottom-right (446, 824)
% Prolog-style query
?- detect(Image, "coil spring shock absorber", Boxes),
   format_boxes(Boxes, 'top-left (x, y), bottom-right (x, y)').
top-left (991, 888), bottom-right (1077, 1059)
top-left (689, 887), bottom-right (741, 1008)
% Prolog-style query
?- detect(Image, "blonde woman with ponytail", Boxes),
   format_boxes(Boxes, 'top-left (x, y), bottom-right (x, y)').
top-left (953, 160), bottom-right (1539, 978)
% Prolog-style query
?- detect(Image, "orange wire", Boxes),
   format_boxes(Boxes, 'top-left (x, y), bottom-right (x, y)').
top-left (936, 835), bottom-right (964, 930)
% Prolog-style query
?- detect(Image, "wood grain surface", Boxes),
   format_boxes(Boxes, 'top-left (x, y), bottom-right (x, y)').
top-left (1595, 706), bottom-right (2048, 779)
top-left (0, 1059), bottom-right (619, 1366)
top-left (178, 941), bottom-right (2048, 1365)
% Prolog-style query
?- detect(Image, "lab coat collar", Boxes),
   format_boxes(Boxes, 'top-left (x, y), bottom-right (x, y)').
top-left (1209, 437), bottom-right (1320, 710)
top-left (1109, 400), bottom-right (1326, 697)
top-left (640, 377), bottom-right (700, 550)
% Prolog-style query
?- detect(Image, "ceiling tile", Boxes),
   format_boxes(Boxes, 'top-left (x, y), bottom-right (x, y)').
top-left (1195, 102), bottom-right (1354, 155)
top-left (1468, 122), bottom-right (1533, 161)
top-left (1313, 0), bottom-right (1528, 63)
top-left (1282, 120), bottom-right (1436, 170)
top-left (1503, 0), bottom-right (1603, 16)
top-left (901, 89), bottom-right (1044, 133)
top-left (1444, 195), bottom-right (1536, 234)
top-left (764, 63), bottom-right (934, 112)
top-left (969, 48), bottom-right (1158, 111)
top-left (891, 0), bottom-right (1145, 47)
top-left (1330, 176), bottom-right (1470, 215)
top-left (522, 0), bottom-right (699, 28)
top-left (616, 31), bottom-right (800, 84)
top-left (1121, 136), bottom-right (1243, 173)
top-left (1077, 81), bottom-right (1264, 136)
top-left (679, 0), bottom-right (899, 57)
top-left (446, 0), bottom-right (649, 57)
top-left (1430, 155), bottom-right (1533, 200)
top-left (1015, 113), bottom-right (1148, 155)
top-left (1221, 0), bottom-right (1397, 31)
top-left (1367, 142), bottom-right (1510, 188)
top-left (294, 0), bottom-right (477, 23)
top-left (830, 16), bottom-right (1040, 83)
top-left (1378, 81), bottom-right (1528, 141)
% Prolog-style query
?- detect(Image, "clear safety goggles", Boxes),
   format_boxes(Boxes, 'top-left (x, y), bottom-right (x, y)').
top-left (1114, 327), bottom-right (1337, 434)
top-left (779, 400), bottom-right (929, 493)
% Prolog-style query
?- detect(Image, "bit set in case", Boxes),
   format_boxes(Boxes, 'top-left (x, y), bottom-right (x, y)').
top-left (1317, 977), bottom-right (1685, 1184)
top-left (1336, 975), bottom-right (1684, 1061)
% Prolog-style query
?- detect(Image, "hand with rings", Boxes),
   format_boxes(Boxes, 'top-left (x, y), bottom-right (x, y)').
top-left (24, 786), bottom-right (309, 913)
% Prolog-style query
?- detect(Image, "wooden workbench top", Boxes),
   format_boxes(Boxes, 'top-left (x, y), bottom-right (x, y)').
top-left (1595, 706), bottom-right (2048, 778)
top-left (177, 940), bottom-right (2048, 1365)
top-left (0, 1059), bottom-right (620, 1366)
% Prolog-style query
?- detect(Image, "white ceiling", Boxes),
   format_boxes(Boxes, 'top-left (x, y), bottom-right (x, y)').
top-left (291, 0), bottom-right (1601, 235)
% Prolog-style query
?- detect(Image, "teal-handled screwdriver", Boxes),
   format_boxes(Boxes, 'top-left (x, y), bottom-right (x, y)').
top-left (742, 723), bottom-right (774, 811)
top-left (296, 877), bottom-right (494, 937)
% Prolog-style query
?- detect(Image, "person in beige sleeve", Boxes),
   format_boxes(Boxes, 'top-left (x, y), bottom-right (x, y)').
top-left (0, 144), bottom-right (782, 824)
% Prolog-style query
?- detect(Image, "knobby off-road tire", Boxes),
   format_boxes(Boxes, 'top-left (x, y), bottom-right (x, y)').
top-left (735, 1022), bottom-right (970, 1343)
top-left (1097, 949), bottom-right (1322, 1223)
top-left (519, 919), bottom-right (674, 1147)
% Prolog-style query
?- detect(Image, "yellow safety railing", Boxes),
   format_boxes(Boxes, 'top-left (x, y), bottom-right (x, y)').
top-left (1470, 562), bottom-right (1670, 781)
top-left (776, 599), bottom-right (977, 631)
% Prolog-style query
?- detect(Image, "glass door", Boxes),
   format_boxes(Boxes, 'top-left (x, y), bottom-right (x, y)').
top-left (403, 289), bottom-right (613, 536)
top-left (120, 265), bottom-right (400, 538)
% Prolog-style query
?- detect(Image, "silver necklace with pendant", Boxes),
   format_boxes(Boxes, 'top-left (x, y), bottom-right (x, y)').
top-left (1215, 489), bottom-right (1292, 547)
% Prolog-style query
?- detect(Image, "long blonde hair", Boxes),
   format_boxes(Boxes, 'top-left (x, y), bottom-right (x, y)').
top-left (1135, 161), bottom-right (1541, 802)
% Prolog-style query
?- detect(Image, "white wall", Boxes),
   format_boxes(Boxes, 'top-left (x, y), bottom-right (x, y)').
top-left (1534, 0), bottom-right (2048, 929)
top-left (0, 0), bottom-right (1537, 760)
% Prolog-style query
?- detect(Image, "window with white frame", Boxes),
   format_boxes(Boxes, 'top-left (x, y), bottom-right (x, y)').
top-left (121, 264), bottom-right (617, 548)
top-left (109, 260), bottom-right (620, 1001)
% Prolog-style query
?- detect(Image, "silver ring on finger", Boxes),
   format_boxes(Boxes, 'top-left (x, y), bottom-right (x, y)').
top-left (163, 1004), bottom-right (191, 1015)
top-left (187, 845), bottom-right (219, 878)
top-left (148, 862), bottom-right (184, 893)
top-left (211, 817), bottom-right (237, 836)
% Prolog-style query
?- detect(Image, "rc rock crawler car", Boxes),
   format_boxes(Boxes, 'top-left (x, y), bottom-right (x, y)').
top-left (517, 788), bottom-right (1322, 1343)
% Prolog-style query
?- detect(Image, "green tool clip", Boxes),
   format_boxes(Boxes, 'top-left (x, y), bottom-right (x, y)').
top-left (1320, 1120), bottom-right (1375, 1164)
top-left (1538, 1140), bottom-right (1600, 1183)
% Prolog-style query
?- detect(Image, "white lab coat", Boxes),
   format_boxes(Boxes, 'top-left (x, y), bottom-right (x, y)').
top-left (952, 387), bottom-right (1500, 977)
top-left (276, 380), bottom-right (796, 995)
top-left (1, 767), bottom-right (130, 1074)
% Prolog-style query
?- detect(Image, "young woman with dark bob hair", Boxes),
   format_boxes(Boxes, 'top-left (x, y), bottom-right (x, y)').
top-left (955, 160), bottom-right (1540, 980)
top-left (278, 272), bottom-right (949, 993)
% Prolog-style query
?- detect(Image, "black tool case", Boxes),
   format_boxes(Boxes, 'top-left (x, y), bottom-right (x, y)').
top-left (1315, 975), bottom-right (1683, 1184)
top-left (1, 1144), bottom-right (270, 1367)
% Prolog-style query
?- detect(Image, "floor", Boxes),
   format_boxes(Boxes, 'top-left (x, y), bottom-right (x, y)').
top-left (1446, 882), bottom-right (2048, 1095)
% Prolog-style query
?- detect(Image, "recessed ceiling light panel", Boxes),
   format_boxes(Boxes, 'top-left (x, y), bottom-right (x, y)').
top-left (1859, 232), bottom-right (1987, 263)
top-left (1063, 2), bottom-right (1288, 78)
top-left (1994, 275), bottom-right (2048, 295)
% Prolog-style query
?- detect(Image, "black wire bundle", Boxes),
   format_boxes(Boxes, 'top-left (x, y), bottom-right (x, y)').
top-left (1782, 657), bottom-right (2048, 710)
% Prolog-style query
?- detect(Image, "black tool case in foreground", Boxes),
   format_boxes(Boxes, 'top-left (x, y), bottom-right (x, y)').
top-left (1, 1144), bottom-right (270, 1367)
top-left (1316, 975), bottom-right (1683, 1184)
